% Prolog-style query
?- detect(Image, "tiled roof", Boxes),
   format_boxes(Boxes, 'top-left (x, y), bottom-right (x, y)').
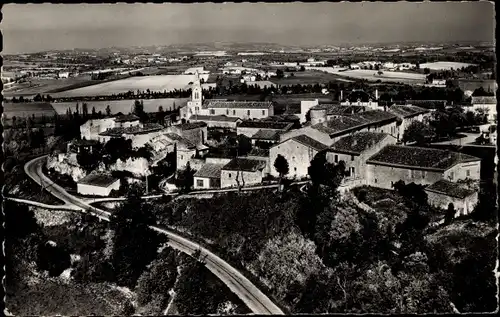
top-left (251, 129), bottom-right (282, 141)
top-left (238, 120), bottom-right (293, 130)
top-left (190, 115), bottom-right (241, 122)
top-left (175, 121), bottom-right (207, 130)
top-left (99, 123), bottom-right (164, 137)
top-left (312, 110), bottom-right (397, 136)
top-left (205, 100), bottom-right (273, 109)
top-left (194, 164), bottom-right (223, 179)
top-left (471, 96), bottom-right (496, 104)
top-left (163, 133), bottom-right (196, 149)
top-left (248, 148), bottom-right (270, 157)
top-left (114, 114), bottom-right (140, 122)
top-left (73, 139), bottom-right (100, 146)
top-left (223, 158), bottom-right (266, 172)
top-left (388, 105), bottom-right (430, 118)
top-left (330, 132), bottom-right (389, 155)
top-left (291, 134), bottom-right (329, 152)
top-left (77, 173), bottom-right (119, 187)
top-left (425, 179), bottom-right (477, 199)
top-left (367, 145), bottom-right (480, 171)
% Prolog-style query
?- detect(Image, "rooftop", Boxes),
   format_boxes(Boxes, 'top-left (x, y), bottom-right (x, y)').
top-left (77, 173), bottom-right (119, 187)
top-left (388, 105), bottom-right (430, 118)
top-left (238, 120), bottom-right (293, 130)
top-left (114, 114), bottom-right (140, 122)
top-left (163, 133), bottom-right (196, 149)
top-left (291, 134), bottom-right (329, 152)
top-left (425, 179), bottom-right (477, 199)
top-left (330, 132), bottom-right (390, 155)
top-left (99, 123), bottom-right (164, 137)
top-left (223, 157), bottom-right (266, 172)
top-left (367, 145), bottom-right (480, 171)
top-left (194, 164), bottom-right (223, 179)
top-left (251, 129), bottom-right (282, 141)
top-left (190, 115), bottom-right (241, 122)
top-left (312, 110), bottom-right (397, 136)
top-left (471, 96), bottom-right (496, 104)
top-left (72, 138), bottom-right (100, 146)
top-left (205, 100), bottom-right (274, 109)
top-left (175, 121), bottom-right (208, 130)
top-left (247, 148), bottom-right (270, 157)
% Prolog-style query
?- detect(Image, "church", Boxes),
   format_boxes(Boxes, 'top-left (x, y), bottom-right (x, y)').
top-left (179, 72), bottom-right (274, 122)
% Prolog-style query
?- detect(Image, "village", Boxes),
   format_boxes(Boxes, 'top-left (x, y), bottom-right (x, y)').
top-left (41, 70), bottom-right (494, 219)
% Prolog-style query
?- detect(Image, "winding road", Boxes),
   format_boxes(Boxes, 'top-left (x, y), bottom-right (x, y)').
top-left (22, 155), bottom-right (285, 315)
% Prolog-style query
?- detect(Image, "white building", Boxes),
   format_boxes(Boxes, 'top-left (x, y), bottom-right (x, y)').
top-left (179, 72), bottom-right (274, 121)
top-left (193, 164), bottom-right (224, 189)
top-left (77, 174), bottom-right (120, 197)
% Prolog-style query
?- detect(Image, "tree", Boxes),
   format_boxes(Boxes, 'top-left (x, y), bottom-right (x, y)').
top-left (274, 154), bottom-right (289, 189)
top-left (236, 134), bottom-right (252, 156)
top-left (276, 69), bottom-right (284, 79)
top-left (36, 241), bottom-right (72, 277)
top-left (82, 102), bottom-right (89, 118)
top-left (402, 121), bottom-right (433, 145)
top-left (91, 106), bottom-right (97, 118)
top-left (175, 163), bottom-right (195, 193)
top-left (110, 199), bottom-right (162, 288)
top-left (174, 256), bottom-right (228, 315)
top-left (300, 65), bottom-right (306, 72)
top-left (424, 68), bottom-right (431, 74)
top-left (77, 147), bottom-right (101, 172)
top-left (135, 248), bottom-right (178, 308)
top-left (444, 203), bottom-right (456, 225)
top-left (105, 105), bottom-right (112, 116)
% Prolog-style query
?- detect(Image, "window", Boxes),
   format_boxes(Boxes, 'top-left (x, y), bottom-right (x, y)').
top-left (334, 155), bottom-right (338, 163)
top-left (247, 110), bottom-right (251, 116)
top-left (350, 167), bottom-right (355, 176)
top-left (196, 179), bottom-right (204, 188)
top-left (294, 167), bottom-right (297, 172)
top-left (228, 173), bottom-right (232, 178)
top-left (262, 110), bottom-right (265, 116)
top-left (233, 110), bottom-right (236, 115)
top-left (391, 181), bottom-right (394, 187)
top-left (351, 155), bottom-right (355, 161)
top-left (210, 109), bottom-right (215, 115)
top-left (422, 171), bottom-right (426, 178)
top-left (180, 155), bottom-right (183, 160)
top-left (466, 169), bottom-right (470, 177)
top-left (226, 109), bottom-right (229, 115)
top-left (374, 178), bottom-right (378, 183)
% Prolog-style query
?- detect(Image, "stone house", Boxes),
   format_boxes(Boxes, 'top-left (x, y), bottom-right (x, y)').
top-left (168, 121), bottom-right (208, 146)
top-left (425, 179), bottom-right (478, 216)
top-left (220, 158), bottom-right (266, 188)
top-left (236, 120), bottom-right (293, 139)
top-left (366, 145), bottom-right (481, 189)
top-left (387, 105), bottom-right (431, 141)
top-left (270, 134), bottom-right (329, 179)
top-left (193, 164), bottom-right (224, 189)
top-left (326, 132), bottom-right (397, 182)
top-left (189, 115), bottom-right (242, 130)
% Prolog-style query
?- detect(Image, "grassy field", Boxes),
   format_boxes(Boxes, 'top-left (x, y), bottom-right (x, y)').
top-left (3, 102), bottom-right (58, 119)
top-left (51, 74), bottom-right (210, 98)
top-left (420, 61), bottom-right (477, 70)
top-left (306, 66), bottom-right (426, 84)
top-left (51, 97), bottom-right (188, 114)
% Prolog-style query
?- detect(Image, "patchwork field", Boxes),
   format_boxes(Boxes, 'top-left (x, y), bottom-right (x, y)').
top-left (420, 61), bottom-right (477, 70)
top-left (51, 98), bottom-right (188, 114)
top-left (3, 76), bottom-right (97, 97)
top-left (306, 66), bottom-right (426, 83)
top-left (51, 74), bottom-right (210, 98)
top-left (270, 70), bottom-right (353, 85)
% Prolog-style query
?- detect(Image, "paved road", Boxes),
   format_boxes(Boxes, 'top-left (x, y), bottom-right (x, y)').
top-left (23, 155), bottom-right (285, 315)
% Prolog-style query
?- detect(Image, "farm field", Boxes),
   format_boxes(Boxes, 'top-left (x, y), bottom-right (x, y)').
top-left (270, 70), bottom-right (353, 85)
top-left (420, 61), bottom-right (477, 70)
top-left (2, 76), bottom-right (97, 97)
top-left (306, 66), bottom-right (426, 83)
top-left (51, 74), bottom-right (210, 98)
top-left (51, 97), bottom-right (189, 114)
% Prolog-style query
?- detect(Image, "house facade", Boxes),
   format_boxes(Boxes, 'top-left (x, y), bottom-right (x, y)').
top-left (365, 145), bottom-right (481, 189)
top-left (326, 132), bottom-right (397, 182)
top-left (220, 158), bottom-right (266, 188)
top-left (270, 134), bottom-right (329, 179)
top-left (193, 164), bottom-right (224, 189)
top-left (189, 115), bottom-right (242, 129)
top-left (425, 180), bottom-right (478, 216)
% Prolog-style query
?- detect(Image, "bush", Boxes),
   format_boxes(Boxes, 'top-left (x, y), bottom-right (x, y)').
top-left (36, 242), bottom-right (72, 277)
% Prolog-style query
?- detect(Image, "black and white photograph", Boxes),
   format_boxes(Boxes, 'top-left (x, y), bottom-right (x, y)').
top-left (1, 2), bottom-right (498, 315)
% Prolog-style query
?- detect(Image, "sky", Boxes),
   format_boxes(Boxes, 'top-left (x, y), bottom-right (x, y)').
top-left (1, 2), bottom-right (495, 54)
